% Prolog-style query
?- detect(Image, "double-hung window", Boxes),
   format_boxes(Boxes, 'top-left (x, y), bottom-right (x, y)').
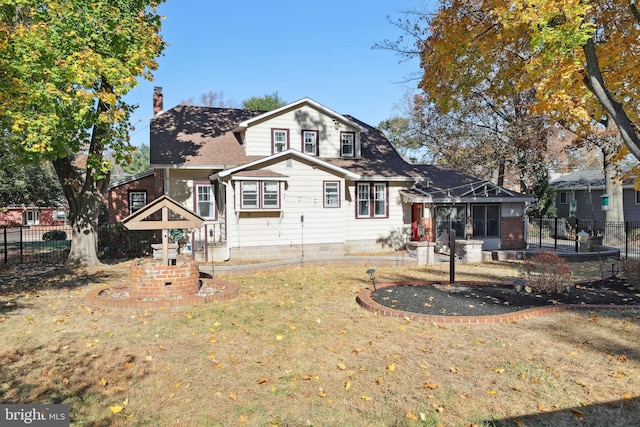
top-left (302, 130), bottom-right (318, 156)
top-left (324, 181), bottom-right (340, 208)
top-left (241, 180), bottom-right (281, 209)
top-left (356, 182), bottom-right (387, 218)
top-left (272, 129), bottom-right (289, 153)
top-left (195, 183), bottom-right (215, 218)
top-left (341, 132), bottom-right (355, 157)
top-left (129, 191), bottom-right (147, 215)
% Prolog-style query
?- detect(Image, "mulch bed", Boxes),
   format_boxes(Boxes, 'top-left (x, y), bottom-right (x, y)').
top-left (370, 276), bottom-right (640, 317)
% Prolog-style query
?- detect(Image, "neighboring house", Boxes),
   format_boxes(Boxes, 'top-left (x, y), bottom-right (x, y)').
top-left (146, 98), bottom-right (533, 262)
top-left (551, 169), bottom-right (640, 222)
top-left (0, 206), bottom-right (66, 227)
top-left (106, 169), bottom-right (165, 223)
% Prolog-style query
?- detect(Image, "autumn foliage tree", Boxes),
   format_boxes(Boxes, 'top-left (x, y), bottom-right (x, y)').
top-left (0, 1), bottom-right (166, 267)
top-left (417, 0), bottom-right (640, 161)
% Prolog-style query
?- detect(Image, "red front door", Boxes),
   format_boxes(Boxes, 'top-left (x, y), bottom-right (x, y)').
top-left (412, 204), bottom-right (423, 241)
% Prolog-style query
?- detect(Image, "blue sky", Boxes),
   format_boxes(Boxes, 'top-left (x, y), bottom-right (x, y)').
top-left (124, 0), bottom-right (437, 146)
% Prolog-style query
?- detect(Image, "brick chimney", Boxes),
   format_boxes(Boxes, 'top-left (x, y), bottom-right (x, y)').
top-left (153, 86), bottom-right (163, 116)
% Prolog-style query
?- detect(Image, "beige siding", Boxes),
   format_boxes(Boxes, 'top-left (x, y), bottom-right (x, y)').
top-left (244, 105), bottom-right (361, 158)
top-left (226, 158), bottom-right (347, 249)
top-left (343, 181), bottom-right (410, 248)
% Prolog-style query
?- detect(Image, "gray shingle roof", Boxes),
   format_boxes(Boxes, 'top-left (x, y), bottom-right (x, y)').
top-left (550, 169), bottom-right (605, 189)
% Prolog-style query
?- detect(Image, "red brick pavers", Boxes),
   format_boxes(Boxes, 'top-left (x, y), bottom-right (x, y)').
top-left (86, 278), bottom-right (238, 310)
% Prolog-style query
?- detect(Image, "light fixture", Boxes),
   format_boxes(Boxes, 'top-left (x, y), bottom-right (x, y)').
top-left (609, 257), bottom-right (617, 277)
top-left (513, 279), bottom-right (524, 293)
top-left (366, 268), bottom-right (377, 291)
top-left (333, 118), bottom-right (340, 130)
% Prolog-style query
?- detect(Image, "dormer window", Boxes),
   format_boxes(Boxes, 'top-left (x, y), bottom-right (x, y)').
top-left (272, 129), bottom-right (289, 153)
top-left (302, 130), bottom-right (319, 156)
top-left (341, 132), bottom-right (355, 157)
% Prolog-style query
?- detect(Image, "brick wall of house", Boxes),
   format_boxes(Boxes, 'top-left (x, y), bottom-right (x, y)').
top-left (107, 169), bottom-right (164, 223)
top-left (0, 207), bottom-right (65, 227)
top-left (500, 216), bottom-right (526, 250)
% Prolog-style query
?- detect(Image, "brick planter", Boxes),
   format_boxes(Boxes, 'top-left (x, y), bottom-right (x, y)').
top-left (129, 258), bottom-right (200, 299)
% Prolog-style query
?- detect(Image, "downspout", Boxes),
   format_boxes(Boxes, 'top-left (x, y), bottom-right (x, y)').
top-left (221, 180), bottom-right (232, 261)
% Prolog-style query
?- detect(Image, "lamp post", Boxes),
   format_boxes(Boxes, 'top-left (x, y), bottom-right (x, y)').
top-left (366, 268), bottom-right (377, 291)
top-left (609, 257), bottom-right (618, 277)
top-left (513, 279), bottom-right (524, 307)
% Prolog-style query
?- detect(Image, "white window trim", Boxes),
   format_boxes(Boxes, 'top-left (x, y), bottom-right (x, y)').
top-left (240, 180), bottom-right (281, 210)
top-left (356, 182), bottom-right (388, 218)
top-left (129, 191), bottom-right (147, 215)
top-left (341, 132), bottom-right (355, 158)
top-left (324, 181), bottom-right (340, 208)
top-left (272, 128), bottom-right (289, 154)
top-left (194, 183), bottom-right (216, 219)
top-left (302, 130), bottom-right (319, 156)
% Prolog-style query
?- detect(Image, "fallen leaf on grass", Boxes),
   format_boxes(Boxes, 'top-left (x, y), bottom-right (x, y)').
top-left (337, 363), bottom-right (346, 370)
top-left (386, 363), bottom-right (396, 373)
top-left (405, 412), bottom-right (418, 420)
top-left (361, 395), bottom-right (371, 401)
top-left (570, 409), bottom-right (585, 420)
top-left (487, 390), bottom-right (497, 395)
top-left (423, 382), bottom-right (439, 390)
top-left (109, 404), bottom-right (123, 414)
top-left (345, 380), bottom-right (351, 390)
top-left (492, 368), bottom-right (505, 374)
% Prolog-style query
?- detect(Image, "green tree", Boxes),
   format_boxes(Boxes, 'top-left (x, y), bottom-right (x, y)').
top-left (122, 144), bottom-right (150, 175)
top-left (0, 161), bottom-right (62, 207)
top-left (0, 1), bottom-right (166, 267)
top-left (241, 92), bottom-right (287, 111)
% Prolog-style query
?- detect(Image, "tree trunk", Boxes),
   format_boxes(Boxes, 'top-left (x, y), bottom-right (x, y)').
top-left (53, 155), bottom-right (108, 268)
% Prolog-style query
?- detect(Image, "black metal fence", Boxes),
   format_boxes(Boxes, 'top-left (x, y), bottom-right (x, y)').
top-left (1, 225), bottom-right (160, 264)
top-left (1, 222), bottom-right (226, 265)
top-left (527, 217), bottom-right (640, 259)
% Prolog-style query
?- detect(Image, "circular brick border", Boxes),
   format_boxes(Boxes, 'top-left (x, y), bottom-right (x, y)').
top-left (356, 280), bottom-right (640, 325)
top-left (86, 278), bottom-right (239, 310)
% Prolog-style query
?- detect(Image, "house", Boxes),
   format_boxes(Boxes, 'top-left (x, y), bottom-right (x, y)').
top-left (551, 169), bottom-right (640, 222)
top-left (0, 206), bottom-right (66, 227)
top-left (106, 169), bottom-right (165, 223)
top-left (145, 97), bottom-right (533, 262)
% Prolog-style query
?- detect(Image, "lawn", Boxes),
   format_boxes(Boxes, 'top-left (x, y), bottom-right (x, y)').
top-left (0, 260), bottom-right (639, 426)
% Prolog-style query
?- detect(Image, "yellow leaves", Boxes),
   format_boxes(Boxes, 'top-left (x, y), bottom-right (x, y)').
top-left (109, 397), bottom-right (130, 417)
top-left (228, 393), bottom-right (236, 400)
top-left (360, 395), bottom-right (372, 401)
top-left (570, 409), bottom-right (585, 421)
top-left (423, 382), bottom-right (439, 390)
top-left (345, 380), bottom-right (351, 391)
top-left (337, 363), bottom-right (346, 371)
top-left (386, 363), bottom-right (396, 374)
top-left (275, 334), bottom-right (284, 341)
top-left (492, 368), bottom-right (505, 374)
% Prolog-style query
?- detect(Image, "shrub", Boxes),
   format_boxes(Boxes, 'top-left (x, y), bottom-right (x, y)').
top-left (519, 251), bottom-right (573, 294)
top-left (42, 229), bottom-right (67, 241)
top-left (619, 260), bottom-right (640, 291)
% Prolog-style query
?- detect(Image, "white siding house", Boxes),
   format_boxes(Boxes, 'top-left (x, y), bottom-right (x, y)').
top-left (149, 98), bottom-right (533, 262)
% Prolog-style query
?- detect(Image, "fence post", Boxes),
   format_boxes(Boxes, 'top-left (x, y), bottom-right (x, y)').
top-left (554, 217), bottom-right (558, 250)
top-left (3, 227), bottom-right (6, 265)
top-left (625, 221), bottom-right (629, 259)
top-left (538, 217), bottom-right (542, 248)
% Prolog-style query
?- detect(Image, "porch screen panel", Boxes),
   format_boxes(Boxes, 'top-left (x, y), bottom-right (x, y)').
top-left (472, 205), bottom-right (485, 238)
top-left (486, 205), bottom-right (499, 237)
